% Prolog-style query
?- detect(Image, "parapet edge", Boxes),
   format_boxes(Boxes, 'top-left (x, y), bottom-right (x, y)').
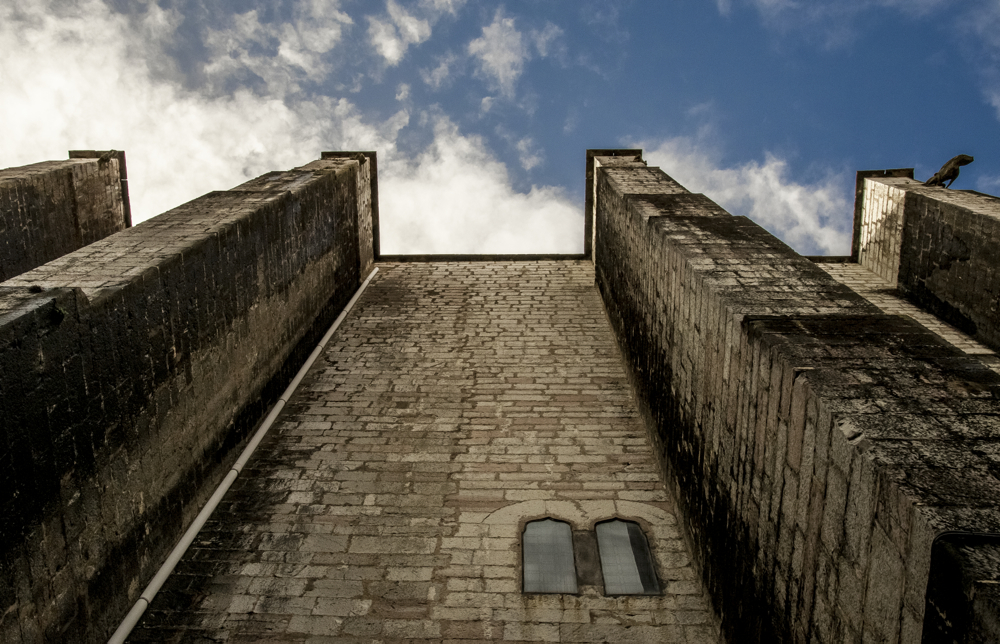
top-left (322, 151), bottom-right (379, 263)
top-left (586, 149), bottom-right (643, 260)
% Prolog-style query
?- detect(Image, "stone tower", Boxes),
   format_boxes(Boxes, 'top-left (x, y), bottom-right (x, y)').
top-left (1, 149), bottom-right (999, 643)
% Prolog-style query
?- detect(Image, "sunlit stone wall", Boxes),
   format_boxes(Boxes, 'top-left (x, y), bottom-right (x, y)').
top-left (860, 174), bottom-right (1000, 355)
top-left (594, 151), bottom-right (1000, 643)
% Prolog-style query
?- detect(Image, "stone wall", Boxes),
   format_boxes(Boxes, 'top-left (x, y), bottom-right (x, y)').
top-left (0, 156), bottom-right (127, 282)
top-left (320, 151), bottom-right (378, 271)
top-left (857, 175), bottom-right (1000, 354)
top-left (594, 153), bottom-right (1000, 643)
top-left (0, 156), bottom-right (373, 642)
top-left (901, 181), bottom-right (1000, 353)
top-left (855, 177), bottom-right (908, 285)
top-left (131, 260), bottom-right (721, 644)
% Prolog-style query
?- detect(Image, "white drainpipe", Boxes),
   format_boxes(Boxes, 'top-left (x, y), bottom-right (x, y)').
top-left (108, 267), bottom-right (379, 643)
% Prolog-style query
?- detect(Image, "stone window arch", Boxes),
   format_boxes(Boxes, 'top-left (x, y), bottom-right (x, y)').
top-left (521, 518), bottom-right (578, 593)
top-left (595, 519), bottom-right (661, 595)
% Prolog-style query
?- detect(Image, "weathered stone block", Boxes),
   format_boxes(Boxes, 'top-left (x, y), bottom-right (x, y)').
top-left (594, 151), bottom-right (1000, 642)
top-left (0, 154), bottom-right (128, 282)
top-left (0, 156), bottom-right (372, 642)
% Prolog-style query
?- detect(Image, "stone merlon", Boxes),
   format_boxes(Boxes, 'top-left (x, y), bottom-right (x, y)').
top-left (857, 172), bottom-right (1000, 355)
top-left (0, 151), bottom-right (131, 282)
top-left (0, 154), bottom-right (375, 642)
top-left (593, 150), bottom-right (1000, 643)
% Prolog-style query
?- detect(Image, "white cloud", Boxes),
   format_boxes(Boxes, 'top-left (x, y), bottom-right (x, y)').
top-left (396, 83), bottom-right (411, 101)
top-left (367, 0), bottom-right (432, 66)
top-left (531, 23), bottom-right (564, 58)
top-left (640, 136), bottom-right (852, 255)
top-left (744, 0), bottom-right (947, 18)
top-left (726, 0), bottom-right (949, 48)
top-left (990, 89), bottom-right (1000, 112)
top-left (515, 138), bottom-right (544, 170)
top-left (380, 117), bottom-right (581, 254)
top-left (468, 10), bottom-right (530, 98)
top-left (967, 1), bottom-right (1000, 46)
top-left (0, 0), bottom-right (396, 222)
top-left (733, 0), bottom-right (1000, 116)
top-left (420, 0), bottom-right (467, 14)
top-left (0, 0), bottom-right (579, 256)
top-left (420, 52), bottom-right (460, 89)
top-left (496, 126), bottom-right (544, 170)
top-left (563, 109), bottom-right (580, 134)
top-left (204, 1), bottom-right (352, 95)
top-left (976, 173), bottom-right (1000, 193)
top-left (959, 3), bottom-right (1000, 121)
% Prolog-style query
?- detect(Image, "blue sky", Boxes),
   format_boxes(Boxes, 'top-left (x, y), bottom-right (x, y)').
top-left (2, 0), bottom-right (999, 255)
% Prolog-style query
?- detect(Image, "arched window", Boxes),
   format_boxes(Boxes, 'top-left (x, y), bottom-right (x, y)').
top-left (522, 519), bottom-right (577, 593)
top-left (595, 520), bottom-right (660, 595)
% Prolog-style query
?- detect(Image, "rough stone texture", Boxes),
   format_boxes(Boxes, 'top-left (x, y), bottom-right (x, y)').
top-left (850, 168), bottom-right (913, 266)
top-left (593, 157), bottom-right (1000, 643)
top-left (584, 150), bottom-right (643, 259)
top-left (320, 151), bottom-right (377, 272)
top-left (817, 262), bottom-right (999, 368)
top-left (131, 261), bottom-right (722, 644)
top-left (0, 157), bottom-right (127, 282)
top-left (922, 537), bottom-right (1000, 643)
top-left (0, 157), bottom-right (371, 643)
top-left (859, 176), bottom-right (1000, 355)
top-left (856, 178), bottom-right (908, 286)
top-left (69, 150), bottom-right (132, 229)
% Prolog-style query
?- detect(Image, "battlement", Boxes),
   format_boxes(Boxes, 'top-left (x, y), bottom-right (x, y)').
top-left (3, 148), bottom-right (1000, 643)
top-left (0, 154), bottom-right (376, 641)
top-left (857, 172), bottom-right (1000, 355)
top-left (0, 151), bottom-right (130, 282)
top-left (595, 151), bottom-right (1000, 643)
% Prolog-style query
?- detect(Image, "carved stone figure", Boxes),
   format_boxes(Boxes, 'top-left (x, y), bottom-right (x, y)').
top-left (925, 154), bottom-right (974, 188)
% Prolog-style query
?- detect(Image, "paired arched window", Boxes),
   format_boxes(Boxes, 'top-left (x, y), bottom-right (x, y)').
top-left (522, 519), bottom-right (578, 593)
top-left (595, 519), bottom-right (660, 595)
top-left (521, 518), bottom-right (660, 595)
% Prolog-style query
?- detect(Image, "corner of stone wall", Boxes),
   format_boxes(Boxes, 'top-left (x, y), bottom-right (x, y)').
top-left (68, 149), bottom-right (131, 229)
top-left (320, 150), bottom-right (378, 273)
top-left (851, 168), bottom-right (912, 264)
top-left (0, 154), bottom-right (376, 642)
top-left (585, 149), bottom-right (644, 260)
top-left (854, 171), bottom-right (1000, 354)
top-left (593, 152), bottom-right (1000, 644)
top-left (0, 154), bottom-right (129, 282)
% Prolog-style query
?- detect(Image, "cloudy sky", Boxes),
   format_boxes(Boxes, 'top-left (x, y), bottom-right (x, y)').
top-left (2, 0), bottom-right (999, 255)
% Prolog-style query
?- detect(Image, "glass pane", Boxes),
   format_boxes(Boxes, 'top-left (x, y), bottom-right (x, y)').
top-left (596, 520), bottom-right (660, 595)
top-left (522, 519), bottom-right (578, 593)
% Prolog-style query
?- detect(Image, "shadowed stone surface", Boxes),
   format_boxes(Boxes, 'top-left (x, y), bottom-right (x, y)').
top-left (594, 157), bottom-right (1000, 644)
top-left (0, 158), bottom-right (369, 643)
top-left (0, 157), bottom-right (127, 282)
top-left (857, 175), bottom-right (1000, 354)
top-left (132, 260), bottom-right (721, 644)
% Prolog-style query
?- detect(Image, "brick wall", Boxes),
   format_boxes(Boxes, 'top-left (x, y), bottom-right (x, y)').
top-left (856, 178), bottom-right (907, 285)
top-left (131, 260), bottom-right (721, 643)
top-left (0, 157), bottom-right (127, 282)
top-left (0, 156), bottom-right (373, 642)
top-left (320, 151), bottom-right (378, 272)
top-left (594, 154), bottom-right (1000, 643)
top-left (857, 175), bottom-right (1000, 354)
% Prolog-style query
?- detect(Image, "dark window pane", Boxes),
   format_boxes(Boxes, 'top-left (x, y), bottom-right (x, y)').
top-left (523, 519), bottom-right (578, 593)
top-left (596, 520), bottom-right (660, 595)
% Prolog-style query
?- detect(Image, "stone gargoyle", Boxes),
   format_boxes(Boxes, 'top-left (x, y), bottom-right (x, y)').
top-left (924, 154), bottom-right (974, 188)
